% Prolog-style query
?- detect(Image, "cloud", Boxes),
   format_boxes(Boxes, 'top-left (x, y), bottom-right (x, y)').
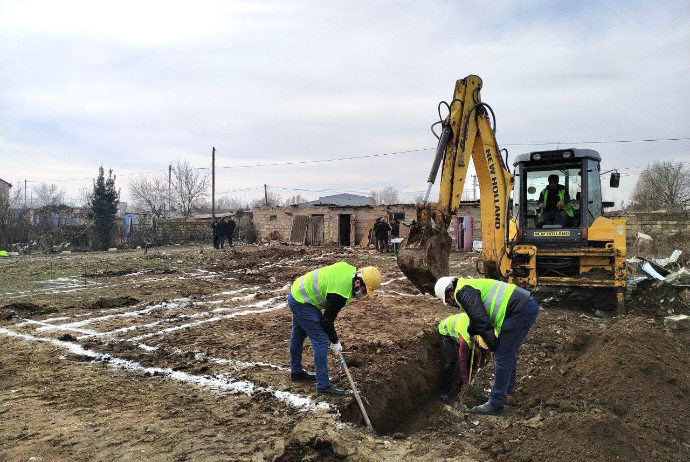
top-left (0, 0), bottom-right (688, 207)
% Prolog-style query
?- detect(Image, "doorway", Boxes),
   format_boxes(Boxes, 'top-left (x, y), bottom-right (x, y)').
top-left (339, 214), bottom-right (351, 246)
top-left (307, 215), bottom-right (324, 245)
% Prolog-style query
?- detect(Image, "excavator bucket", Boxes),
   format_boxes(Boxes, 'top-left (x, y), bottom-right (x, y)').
top-left (397, 208), bottom-right (452, 294)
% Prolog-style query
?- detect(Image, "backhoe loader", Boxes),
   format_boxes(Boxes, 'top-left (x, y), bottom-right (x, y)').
top-left (397, 75), bottom-right (627, 312)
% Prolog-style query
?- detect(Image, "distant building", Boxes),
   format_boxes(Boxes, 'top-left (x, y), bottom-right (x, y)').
top-left (30, 206), bottom-right (89, 227)
top-left (0, 178), bottom-right (12, 203)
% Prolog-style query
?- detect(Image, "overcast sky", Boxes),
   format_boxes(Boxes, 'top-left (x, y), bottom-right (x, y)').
top-left (1, 0), bottom-right (688, 209)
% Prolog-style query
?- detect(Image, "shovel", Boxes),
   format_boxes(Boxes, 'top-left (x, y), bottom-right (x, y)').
top-left (338, 353), bottom-right (373, 429)
top-left (468, 342), bottom-right (477, 384)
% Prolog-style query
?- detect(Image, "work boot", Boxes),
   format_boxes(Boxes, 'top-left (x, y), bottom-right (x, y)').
top-left (440, 394), bottom-right (451, 405)
top-left (317, 385), bottom-right (347, 396)
top-left (472, 401), bottom-right (504, 415)
top-left (290, 371), bottom-right (316, 382)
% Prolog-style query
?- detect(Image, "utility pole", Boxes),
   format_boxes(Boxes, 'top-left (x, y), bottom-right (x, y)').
top-left (212, 147), bottom-right (216, 218)
top-left (472, 175), bottom-right (478, 201)
top-left (24, 179), bottom-right (27, 208)
top-left (264, 184), bottom-right (269, 207)
top-left (168, 164), bottom-right (172, 217)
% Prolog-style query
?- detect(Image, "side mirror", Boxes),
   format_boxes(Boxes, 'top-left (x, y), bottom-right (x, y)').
top-left (610, 172), bottom-right (620, 188)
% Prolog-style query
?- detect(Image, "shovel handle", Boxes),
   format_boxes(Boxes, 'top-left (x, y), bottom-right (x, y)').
top-left (338, 354), bottom-right (373, 429)
top-left (468, 341), bottom-right (476, 384)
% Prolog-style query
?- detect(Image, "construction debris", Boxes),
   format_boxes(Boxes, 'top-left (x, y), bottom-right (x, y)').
top-left (664, 314), bottom-right (690, 331)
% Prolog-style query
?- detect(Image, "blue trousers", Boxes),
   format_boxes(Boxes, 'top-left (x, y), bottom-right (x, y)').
top-left (489, 297), bottom-right (540, 408)
top-left (288, 293), bottom-right (331, 389)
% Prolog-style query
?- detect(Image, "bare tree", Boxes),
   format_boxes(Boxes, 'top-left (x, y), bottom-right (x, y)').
top-left (78, 185), bottom-right (93, 208)
top-left (0, 183), bottom-right (31, 248)
top-left (369, 187), bottom-right (399, 205)
top-left (32, 182), bottom-right (65, 208)
top-left (128, 174), bottom-right (168, 217)
top-left (284, 194), bottom-right (309, 206)
top-left (171, 159), bottom-right (210, 217)
top-left (368, 189), bottom-right (380, 206)
top-left (249, 191), bottom-right (282, 208)
top-left (630, 161), bottom-right (690, 211)
top-left (216, 196), bottom-right (248, 211)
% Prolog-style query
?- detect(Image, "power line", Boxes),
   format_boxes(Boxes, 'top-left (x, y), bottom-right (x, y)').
top-left (22, 136), bottom-right (689, 183)
top-left (216, 147), bottom-right (435, 170)
top-left (503, 137), bottom-right (690, 147)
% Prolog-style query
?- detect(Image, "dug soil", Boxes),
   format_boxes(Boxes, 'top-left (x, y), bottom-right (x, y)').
top-left (1, 244), bottom-right (689, 461)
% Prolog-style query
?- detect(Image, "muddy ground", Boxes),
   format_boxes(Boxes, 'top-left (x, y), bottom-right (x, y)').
top-left (1, 244), bottom-right (689, 462)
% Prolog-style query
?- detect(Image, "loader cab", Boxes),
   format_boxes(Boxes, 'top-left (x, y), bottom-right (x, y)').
top-left (512, 149), bottom-right (603, 247)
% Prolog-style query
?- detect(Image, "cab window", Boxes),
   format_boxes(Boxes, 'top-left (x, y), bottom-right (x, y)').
top-left (524, 165), bottom-right (582, 228)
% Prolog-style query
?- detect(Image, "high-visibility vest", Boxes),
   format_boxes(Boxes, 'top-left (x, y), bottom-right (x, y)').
top-left (539, 187), bottom-right (574, 218)
top-left (454, 279), bottom-right (517, 335)
top-left (438, 313), bottom-right (473, 348)
top-left (290, 261), bottom-right (356, 309)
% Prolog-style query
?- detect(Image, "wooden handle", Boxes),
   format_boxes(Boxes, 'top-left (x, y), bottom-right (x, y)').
top-left (468, 341), bottom-right (476, 384)
top-left (339, 354), bottom-right (373, 429)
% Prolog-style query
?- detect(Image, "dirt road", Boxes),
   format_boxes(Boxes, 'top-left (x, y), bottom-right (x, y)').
top-left (1, 245), bottom-right (689, 461)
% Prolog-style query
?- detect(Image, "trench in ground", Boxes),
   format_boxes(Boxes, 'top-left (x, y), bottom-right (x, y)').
top-left (340, 330), bottom-right (482, 435)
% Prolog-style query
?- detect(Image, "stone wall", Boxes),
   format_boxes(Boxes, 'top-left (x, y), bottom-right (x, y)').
top-left (253, 204), bottom-right (418, 245)
top-left (604, 211), bottom-right (690, 236)
top-left (0, 181), bottom-right (10, 203)
top-left (252, 202), bottom-right (483, 248)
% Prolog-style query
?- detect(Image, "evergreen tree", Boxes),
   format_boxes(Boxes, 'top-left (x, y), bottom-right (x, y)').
top-left (88, 167), bottom-right (120, 250)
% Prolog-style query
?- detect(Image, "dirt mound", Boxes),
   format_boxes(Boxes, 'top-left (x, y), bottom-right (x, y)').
top-left (83, 268), bottom-right (139, 278)
top-left (90, 296), bottom-right (139, 310)
top-left (497, 318), bottom-right (690, 462)
top-left (1, 301), bottom-right (56, 318)
top-left (628, 279), bottom-right (690, 317)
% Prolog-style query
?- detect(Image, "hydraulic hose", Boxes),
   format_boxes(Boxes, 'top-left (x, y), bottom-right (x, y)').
top-left (423, 122), bottom-right (453, 203)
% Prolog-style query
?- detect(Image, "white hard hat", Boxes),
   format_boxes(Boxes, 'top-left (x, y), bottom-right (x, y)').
top-left (434, 277), bottom-right (456, 305)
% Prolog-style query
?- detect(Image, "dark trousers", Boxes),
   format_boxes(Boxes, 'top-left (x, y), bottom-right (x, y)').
top-left (440, 334), bottom-right (459, 394)
top-left (490, 297), bottom-right (540, 407)
top-left (377, 238), bottom-right (388, 253)
top-left (213, 234), bottom-right (219, 249)
top-left (217, 233), bottom-right (226, 248)
top-left (537, 209), bottom-right (568, 227)
top-left (288, 293), bottom-right (331, 389)
top-left (226, 232), bottom-right (234, 247)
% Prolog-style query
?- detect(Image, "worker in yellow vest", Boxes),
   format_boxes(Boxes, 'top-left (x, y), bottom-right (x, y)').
top-left (437, 313), bottom-right (488, 404)
top-left (435, 277), bottom-right (540, 415)
top-left (289, 262), bottom-right (382, 396)
top-left (537, 174), bottom-right (574, 227)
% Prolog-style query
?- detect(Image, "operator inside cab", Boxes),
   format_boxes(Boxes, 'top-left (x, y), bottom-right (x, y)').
top-left (536, 174), bottom-right (573, 228)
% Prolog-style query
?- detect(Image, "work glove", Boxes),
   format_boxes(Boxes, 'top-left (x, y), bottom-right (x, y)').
top-left (330, 342), bottom-right (343, 356)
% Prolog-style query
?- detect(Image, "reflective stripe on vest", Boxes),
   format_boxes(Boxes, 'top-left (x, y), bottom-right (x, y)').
top-left (539, 187), bottom-right (574, 218)
top-left (454, 279), bottom-right (517, 335)
top-left (438, 313), bottom-right (472, 347)
top-left (296, 270), bottom-right (326, 309)
top-left (290, 261), bottom-right (355, 309)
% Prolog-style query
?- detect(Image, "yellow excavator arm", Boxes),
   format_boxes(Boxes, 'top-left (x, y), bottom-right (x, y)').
top-left (398, 75), bottom-right (514, 293)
